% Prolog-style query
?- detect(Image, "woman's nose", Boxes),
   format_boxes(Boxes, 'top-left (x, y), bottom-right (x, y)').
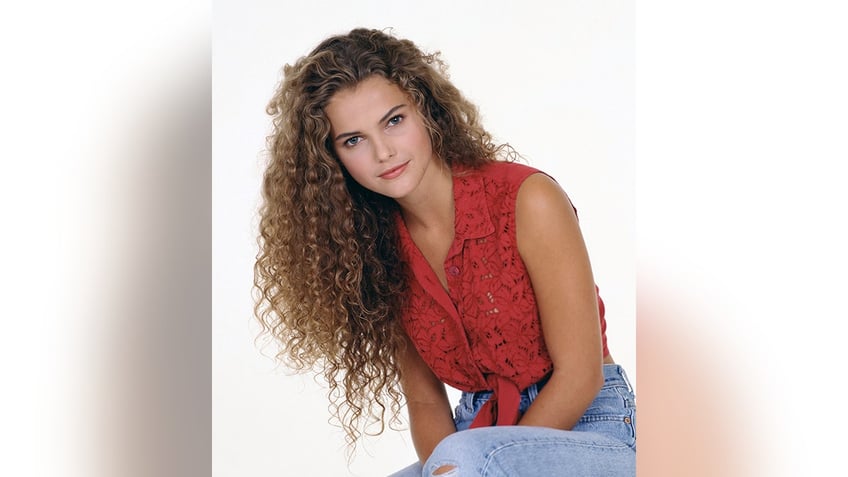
top-left (373, 137), bottom-right (396, 162)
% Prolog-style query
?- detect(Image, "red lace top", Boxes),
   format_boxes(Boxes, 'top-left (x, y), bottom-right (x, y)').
top-left (397, 161), bottom-right (609, 428)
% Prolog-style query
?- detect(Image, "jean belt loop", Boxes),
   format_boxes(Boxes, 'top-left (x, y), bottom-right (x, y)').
top-left (618, 365), bottom-right (633, 392)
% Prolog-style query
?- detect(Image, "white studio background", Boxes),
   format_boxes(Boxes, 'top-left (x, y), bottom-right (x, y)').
top-left (212, 1), bottom-right (634, 475)
top-left (2, 1), bottom-right (845, 476)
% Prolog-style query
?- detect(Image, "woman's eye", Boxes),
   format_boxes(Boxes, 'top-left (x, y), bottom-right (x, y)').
top-left (387, 115), bottom-right (404, 126)
top-left (344, 136), bottom-right (362, 147)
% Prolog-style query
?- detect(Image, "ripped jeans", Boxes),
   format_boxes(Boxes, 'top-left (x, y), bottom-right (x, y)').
top-left (387, 364), bottom-right (636, 477)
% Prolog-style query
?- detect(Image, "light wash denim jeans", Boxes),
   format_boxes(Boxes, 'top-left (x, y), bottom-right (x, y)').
top-left (388, 364), bottom-right (636, 477)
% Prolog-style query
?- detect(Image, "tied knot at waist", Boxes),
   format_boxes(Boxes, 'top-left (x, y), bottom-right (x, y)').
top-left (469, 375), bottom-right (521, 428)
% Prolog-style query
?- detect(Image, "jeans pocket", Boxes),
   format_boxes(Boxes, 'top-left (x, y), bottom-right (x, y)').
top-left (573, 386), bottom-right (637, 450)
top-left (614, 384), bottom-right (637, 408)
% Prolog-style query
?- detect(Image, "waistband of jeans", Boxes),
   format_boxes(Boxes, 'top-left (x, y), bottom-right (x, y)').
top-left (466, 364), bottom-right (631, 403)
top-left (602, 363), bottom-right (633, 391)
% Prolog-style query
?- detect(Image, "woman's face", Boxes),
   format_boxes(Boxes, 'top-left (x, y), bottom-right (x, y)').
top-left (325, 75), bottom-right (437, 201)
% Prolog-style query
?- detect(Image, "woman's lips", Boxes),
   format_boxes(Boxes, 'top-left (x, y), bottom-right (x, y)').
top-left (379, 161), bottom-right (409, 179)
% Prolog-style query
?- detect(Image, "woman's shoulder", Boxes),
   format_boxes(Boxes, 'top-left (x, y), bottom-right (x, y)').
top-left (475, 160), bottom-right (544, 186)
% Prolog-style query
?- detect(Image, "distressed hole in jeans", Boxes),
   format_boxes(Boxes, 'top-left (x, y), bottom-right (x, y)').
top-left (432, 464), bottom-right (457, 476)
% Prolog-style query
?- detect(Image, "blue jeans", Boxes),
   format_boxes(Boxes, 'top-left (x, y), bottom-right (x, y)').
top-left (388, 364), bottom-right (636, 477)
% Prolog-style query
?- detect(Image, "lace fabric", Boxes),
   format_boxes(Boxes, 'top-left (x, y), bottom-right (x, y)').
top-left (397, 161), bottom-right (609, 426)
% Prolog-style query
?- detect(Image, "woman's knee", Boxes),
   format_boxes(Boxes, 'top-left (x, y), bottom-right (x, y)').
top-left (424, 431), bottom-right (487, 476)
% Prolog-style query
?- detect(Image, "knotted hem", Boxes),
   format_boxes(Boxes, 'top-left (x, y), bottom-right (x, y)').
top-left (468, 375), bottom-right (521, 428)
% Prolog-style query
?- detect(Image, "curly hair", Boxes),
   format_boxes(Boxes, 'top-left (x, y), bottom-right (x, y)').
top-left (254, 27), bottom-right (515, 452)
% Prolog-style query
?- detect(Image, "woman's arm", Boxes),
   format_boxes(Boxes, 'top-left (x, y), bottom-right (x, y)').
top-left (514, 173), bottom-right (605, 430)
top-left (397, 332), bottom-right (455, 463)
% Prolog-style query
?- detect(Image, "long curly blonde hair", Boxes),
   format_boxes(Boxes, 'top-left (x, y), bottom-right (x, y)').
top-left (254, 28), bottom-right (513, 450)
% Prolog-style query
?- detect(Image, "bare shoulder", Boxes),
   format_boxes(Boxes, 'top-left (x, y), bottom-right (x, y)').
top-left (516, 173), bottom-right (578, 224)
top-left (515, 172), bottom-right (585, 257)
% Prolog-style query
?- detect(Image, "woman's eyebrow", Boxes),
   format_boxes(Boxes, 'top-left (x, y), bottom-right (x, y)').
top-left (334, 104), bottom-right (407, 141)
top-left (377, 104), bottom-right (406, 124)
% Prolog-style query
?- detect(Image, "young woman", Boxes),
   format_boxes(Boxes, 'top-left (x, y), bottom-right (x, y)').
top-left (255, 28), bottom-right (636, 476)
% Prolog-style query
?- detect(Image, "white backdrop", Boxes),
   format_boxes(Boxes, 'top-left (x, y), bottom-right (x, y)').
top-left (3, 1), bottom-right (845, 476)
top-left (212, 1), bottom-right (634, 475)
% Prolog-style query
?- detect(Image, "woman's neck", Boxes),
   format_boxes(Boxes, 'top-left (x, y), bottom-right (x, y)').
top-left (397, 161), bottom-right (454, 232)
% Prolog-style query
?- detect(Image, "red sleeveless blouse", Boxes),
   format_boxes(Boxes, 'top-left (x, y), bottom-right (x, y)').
top-left (396, 161), bottom-right (609, 428)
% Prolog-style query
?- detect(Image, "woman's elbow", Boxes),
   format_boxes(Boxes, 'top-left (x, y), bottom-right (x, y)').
top-left (552, 361), bottom-right (604, 399)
